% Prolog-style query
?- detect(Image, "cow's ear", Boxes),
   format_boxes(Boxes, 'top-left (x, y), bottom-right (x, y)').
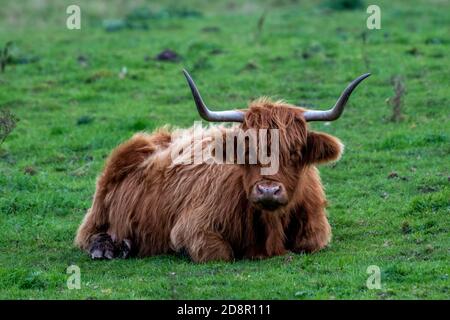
top-left (303, 131), bottom-right (343, 164)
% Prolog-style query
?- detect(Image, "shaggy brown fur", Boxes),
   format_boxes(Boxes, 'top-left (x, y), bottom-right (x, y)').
top-left (75, 99), bottom-right (343, 262)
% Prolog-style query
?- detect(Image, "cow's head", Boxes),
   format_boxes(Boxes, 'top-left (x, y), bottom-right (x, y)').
top-left (183, 70), bottom-right (370, 212)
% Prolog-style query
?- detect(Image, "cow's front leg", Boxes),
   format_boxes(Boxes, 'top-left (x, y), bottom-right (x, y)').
top-left (188, 231), bottom-right (234, 262)
top-left (170, 219), bottom-right (234, 262)
top-left (288, 207), bottom-right (331, 253)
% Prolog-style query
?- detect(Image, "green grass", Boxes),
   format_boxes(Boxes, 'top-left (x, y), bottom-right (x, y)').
top-left (0, 0), bottom-right (449, 299)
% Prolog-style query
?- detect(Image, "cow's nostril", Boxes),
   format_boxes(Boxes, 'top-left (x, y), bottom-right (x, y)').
top-left (256, 185), bottom-right (265, 194)
top-left (273, 186), bottom-right (281, 195)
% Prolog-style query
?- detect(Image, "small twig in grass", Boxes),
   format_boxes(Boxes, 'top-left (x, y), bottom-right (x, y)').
top-left (361, 31), bottom-right (370, 69)
top-left (254, 9), bottom-right (268, 42)
top-left (0, 42), bottom-right (13, 73)
top-left (387, 76), bottom-right (406, 122)
top-left (0, 109), bottom-right (19, 145)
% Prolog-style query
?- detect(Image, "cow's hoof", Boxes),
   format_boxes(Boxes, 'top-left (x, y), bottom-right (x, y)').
top-left (88, 234), bottom-right (133, 260)
top-left (117, 239), bottom-right (132, 259)
top-left (89, 233), bottom-right (116, 260)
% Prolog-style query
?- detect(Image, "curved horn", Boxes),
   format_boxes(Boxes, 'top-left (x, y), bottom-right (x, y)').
top-left (303, 73), bottom-right (371, 122)
top-left (183, 69), bottom-right (245, 122)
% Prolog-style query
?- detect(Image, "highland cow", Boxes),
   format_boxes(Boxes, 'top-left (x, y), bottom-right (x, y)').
top-left (75, 70), bottom-right (370, 262)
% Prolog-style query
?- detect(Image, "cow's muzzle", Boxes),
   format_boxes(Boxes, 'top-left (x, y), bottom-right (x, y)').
top-left (250, 181), bottom-right (288, 211)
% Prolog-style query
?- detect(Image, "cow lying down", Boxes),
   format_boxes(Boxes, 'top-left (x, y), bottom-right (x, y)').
top-left (75, 70), bottom-right (370, 262)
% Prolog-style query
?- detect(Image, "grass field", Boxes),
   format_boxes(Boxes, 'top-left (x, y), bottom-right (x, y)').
top-left (0, 0), bottom-right (449, 299)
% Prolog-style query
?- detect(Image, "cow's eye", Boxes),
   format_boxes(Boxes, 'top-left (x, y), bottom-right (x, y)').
top-left (290, 150), bottom-right (301, 163)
